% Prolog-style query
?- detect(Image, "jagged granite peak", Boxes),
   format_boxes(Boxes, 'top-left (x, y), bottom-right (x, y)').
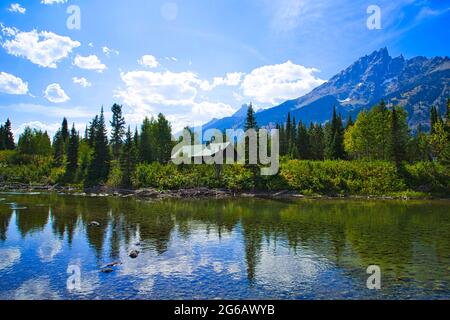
top-left (201, 48), bottom-right (449, 133)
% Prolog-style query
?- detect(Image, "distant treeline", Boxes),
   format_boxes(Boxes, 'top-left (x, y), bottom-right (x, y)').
top-left (0, 99), bottom-right (449, 195)
top-left (275, 100), bottom-right (450, 166)
top-left (1, 104), bottom-right (173, 187)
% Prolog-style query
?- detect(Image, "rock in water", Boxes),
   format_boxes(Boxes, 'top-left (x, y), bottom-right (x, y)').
top-left (101, 261), bottom-right (122, 268)
top-left (129, 250), bottom-right (140, 259)
top-left (100, 268), bottom-right (114, 273)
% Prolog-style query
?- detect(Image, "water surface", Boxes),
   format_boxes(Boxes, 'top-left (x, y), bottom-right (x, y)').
top-left (0, 193), bottom-right (448, 300)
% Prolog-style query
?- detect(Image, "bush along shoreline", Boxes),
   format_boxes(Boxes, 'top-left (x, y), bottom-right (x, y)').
top-left (1, 100), bottom-right (449, 199)
top-left (0, 160), bottom-right (449, 200)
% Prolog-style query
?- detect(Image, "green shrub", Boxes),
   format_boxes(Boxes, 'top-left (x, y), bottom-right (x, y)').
top-left (0, 153), bottom-right (56, 185)
top-left (0, 150), bottom-right (16, 164)
top-left (106, 160), bottom-right (123, 188)
top-left (132, 162), bottom-right (185, 189)
top-left (222, 165), bottom-right (254, 191)
top-left (279, 160), bottom-right (407, 195)
top-left (404, 162), bottom-right (450, 194)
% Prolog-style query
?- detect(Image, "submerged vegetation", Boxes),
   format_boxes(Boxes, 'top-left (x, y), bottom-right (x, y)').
top-left (0, 100), bottom-right (449, 197)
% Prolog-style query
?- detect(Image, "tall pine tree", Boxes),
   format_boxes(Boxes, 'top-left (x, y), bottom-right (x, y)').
top-left (86, 108), bottom-right (111, 186)
top-left (244, 103), bottom-right (259, 183)
top-left (285, 112), bottom-right (292, 153)
top-left (65, 124), bottom-right (79, 182)
top-left (110, 103), bottom-right (126, 160)
top-left (134, 126), bottom-right (140, 147)
top-left (0, 124), bottom-right (5, 150)
top-left (53, 130), bottom-right (65, 166)
top-left (324, 106), bottom-right (345, 160)
top-left (53, 118), bottom-right (70, 166)
top-left (296, 121), bottom-right (310, 159)
top-left (87, 115), bottom-right (99, 147)
top-left (120, 126), bottom-right (138, 187)
top-left (139, 117), bottom-right (155, 163)
top-left (155, 113), bottom-right (173, 163)
top-left (3, 119), bottom-right (15, 150)
top-left (391, 107), bottom-right (407, 170)
top-left (244, 103), bottom-right (258, 131)
top-left (61, 118), bottom-right (69, 146)
top-left (309, 123), bottom-right (325, 160)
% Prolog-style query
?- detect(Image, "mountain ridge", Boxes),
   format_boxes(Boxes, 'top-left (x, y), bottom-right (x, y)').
top-left (201, 48), bottom-right (449, 133)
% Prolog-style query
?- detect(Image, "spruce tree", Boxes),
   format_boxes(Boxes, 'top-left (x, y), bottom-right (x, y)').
top-left (4, 119), bottom-right (15, 150)
top-left (84, 126), bottom-right (89, 142)
top-left (391, 107), bottom-right (406, 170)
top-left (0, 125), bottom-right (5, 150)
top-left (309, 124), bottom-right (325, 160)
top-left (289, 116), bottom-right (297, 157)
top-left (66, 124), bottom-right (79, 182)
top-left (285, 113), bottom-right (292, 152)
top-left (53, 130), bottom-right (65, 166)
top-left (244, 103), bottom-right (258, 183)
top-left (120, 126), bottom-right (138, 187)
top-left (324, 106), bottom-right (345, 159)
top-left (156, 113), bottom-right (173, 163)
top-left (61, 118), bottom-right (69, 145)
top-left (244, 103), bottom-right (258, 131)
top-left (87, 115), bottom-right (99, 147)
top-left (134, 126), bottom-right (139, 147)
top-left (86, 108), bottom-right (111, 186)
top-left (110, 103), bottom-right (126, 160)
top-left (279, 124), bottom-right (286, 156)
top-left (336, 114), bottom-right (345, 159)
top-left (296, 121), bottom-right (310, 159)
top-left (53, 118), bottom-right (71, 166)
top-left (139, 117), bottom-right (155, 163)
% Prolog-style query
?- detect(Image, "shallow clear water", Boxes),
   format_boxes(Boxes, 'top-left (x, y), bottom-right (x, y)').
top-left (0, 193), bottom-right (448, 300)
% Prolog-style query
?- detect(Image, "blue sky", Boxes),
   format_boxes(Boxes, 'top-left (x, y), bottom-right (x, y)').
top-left (0, 0), bottom-right (449, 137)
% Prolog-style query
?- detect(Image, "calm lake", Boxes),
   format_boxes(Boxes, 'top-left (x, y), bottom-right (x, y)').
top-left (0, 192), bottom-right (448, 300)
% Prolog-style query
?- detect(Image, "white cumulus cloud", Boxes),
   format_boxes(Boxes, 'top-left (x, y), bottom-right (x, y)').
top-left (8, 3), bottom-right (26, 14)
top-left (44, 83), bottom-right (70, 103)
top-left (73, 55), bottom-right (107, 72)
top-left (0, 24), bottom-right (19, 36)
top-left (138, 55), bottom-right (159, 68)
top-left (72, 77), bottom-right (92, 87)
top-left (241, 61), bottom-right (325, 104)
top-left (117, 70), bottom-right (199, 107)
top-left (116, 70), bottom-right (236, 131)
top-left (200, 72), bottom-right (244, 91)
top-left (0, 72), bottom-right (29, 95)
top-left (2, 28), bottom-right (80, 68)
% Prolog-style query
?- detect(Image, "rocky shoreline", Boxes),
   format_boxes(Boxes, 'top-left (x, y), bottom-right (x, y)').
top-left (0, 183), bottom-right (304, 200)
top-left (0, 183), bottom-right (446, 201)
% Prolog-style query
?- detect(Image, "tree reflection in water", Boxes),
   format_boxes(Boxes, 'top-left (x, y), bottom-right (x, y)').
top-left (0, 193), bottom-right (449, 299)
